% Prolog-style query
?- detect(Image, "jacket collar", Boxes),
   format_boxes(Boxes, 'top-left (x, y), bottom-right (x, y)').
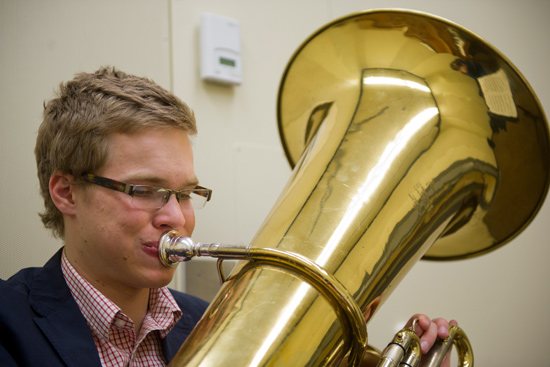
top-left (29, 249), bottom-right (103, 367)
top-left (29, 249), bottom-right (195, 365)
top-left (162, 310), bottom-right (199, 362)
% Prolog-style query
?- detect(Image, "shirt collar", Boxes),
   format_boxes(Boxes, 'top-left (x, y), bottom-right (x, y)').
top-left (61, 249), bottom-right (182, 341)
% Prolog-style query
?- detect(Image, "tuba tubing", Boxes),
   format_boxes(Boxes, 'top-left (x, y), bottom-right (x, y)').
top-left (420, 325), bottom-right (474, 367)
top-left (375, 321), bottom-right (473, 367)
top-left (376, 325), bottom-right (421, 367)
top-left (159, 230), bottom-right (368, 366)
top-left (159, 233), bottom-right (474, 367)
top-left (165, 9), bottom-right (549, 367)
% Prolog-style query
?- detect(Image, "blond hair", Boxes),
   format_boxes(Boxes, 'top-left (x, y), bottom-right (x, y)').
top-left (35, 67), bottom-right (197, 238)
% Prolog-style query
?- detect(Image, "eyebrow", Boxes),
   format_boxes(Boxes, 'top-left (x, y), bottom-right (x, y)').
top-left (123, 175), bottom-right (200, 189)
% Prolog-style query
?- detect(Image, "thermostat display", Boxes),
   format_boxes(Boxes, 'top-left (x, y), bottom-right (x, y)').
top-left (200, 13), bottom-right (242, 85)
top-left (220, 57), bottom-right (236, 67)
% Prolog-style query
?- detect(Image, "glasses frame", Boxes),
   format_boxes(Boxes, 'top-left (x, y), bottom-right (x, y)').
top-left (82, 173), bottom-right (212, 210)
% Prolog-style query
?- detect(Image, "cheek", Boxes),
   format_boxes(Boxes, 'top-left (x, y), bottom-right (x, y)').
top-left (185, 211), bottom-right (196, 235)
top-left (83, 195), bottom-right (146, 238)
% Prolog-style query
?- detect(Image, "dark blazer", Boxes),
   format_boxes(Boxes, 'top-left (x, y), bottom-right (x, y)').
top-left (0, 249), bottom-right (209, 366)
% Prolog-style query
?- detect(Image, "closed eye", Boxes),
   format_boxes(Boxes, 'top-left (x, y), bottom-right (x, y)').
top-left (132, 186), bottom-right (162, 198)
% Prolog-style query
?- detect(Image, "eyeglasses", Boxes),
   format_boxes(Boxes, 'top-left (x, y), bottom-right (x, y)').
top-left (83, 173), bottom-right (212, 211)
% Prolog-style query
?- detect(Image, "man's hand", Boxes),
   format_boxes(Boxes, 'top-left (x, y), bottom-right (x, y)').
top-left (341, 314), bottom-right (457, 366)
top-left (405, 314), bottom-right (457, 367)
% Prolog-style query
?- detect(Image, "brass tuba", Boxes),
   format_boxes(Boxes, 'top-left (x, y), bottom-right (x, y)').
top-left (165, 9), bottom-right (549, 366)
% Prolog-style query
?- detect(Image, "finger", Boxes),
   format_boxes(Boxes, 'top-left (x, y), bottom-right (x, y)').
top-left (419, 319), bottom-right (438, 354)
top-left (405, 314), bottom-right (430, 336)
top-left (431, 317), bottom-right (450, 339)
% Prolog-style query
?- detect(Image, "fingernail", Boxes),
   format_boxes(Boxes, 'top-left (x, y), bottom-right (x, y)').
top-left (421, 341), bottom-right (429, 352)
top-left (439, 326), bottom-right (447, 334)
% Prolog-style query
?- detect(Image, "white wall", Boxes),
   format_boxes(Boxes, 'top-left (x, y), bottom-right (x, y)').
top-left (0, 0), bottom-right (173, 271)
top-left (1, 1), bottom-right (548, 366)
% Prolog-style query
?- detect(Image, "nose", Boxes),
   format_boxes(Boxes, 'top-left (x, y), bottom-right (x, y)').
top-left (153, 194), bottom-right (187, 230)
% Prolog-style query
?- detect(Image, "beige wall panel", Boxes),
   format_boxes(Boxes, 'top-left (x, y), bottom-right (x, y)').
top-left (0, 0), bottom-right (171, 277)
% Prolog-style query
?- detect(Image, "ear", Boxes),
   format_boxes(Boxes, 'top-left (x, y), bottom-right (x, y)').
top-left (49, 171), bottom-right (78, 216)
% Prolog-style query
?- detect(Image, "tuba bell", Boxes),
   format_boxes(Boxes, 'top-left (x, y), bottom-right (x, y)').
top-left (164, 9), bottom-right (549, 366)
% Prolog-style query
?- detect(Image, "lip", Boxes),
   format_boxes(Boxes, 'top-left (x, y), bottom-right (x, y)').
top-left (143, 241), bottom-right (159, 249)
top-left (142, 241), bottom-right (160, 257)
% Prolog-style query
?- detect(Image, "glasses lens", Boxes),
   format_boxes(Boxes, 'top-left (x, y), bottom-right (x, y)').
top-left (130, 186), bottom-right (211, 210)
top-left (178, 190), bottom-right (209, 211)
top-left (131, 186), bottom-right (168, 209)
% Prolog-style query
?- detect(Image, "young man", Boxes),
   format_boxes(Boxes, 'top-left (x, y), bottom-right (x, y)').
top-left (0, 67), bottom-right (454, 366)
top-left (1, 67), bottom-right (209, 366)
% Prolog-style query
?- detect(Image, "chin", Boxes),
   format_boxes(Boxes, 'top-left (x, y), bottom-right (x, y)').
top-left (148, 268), bottom-right (177, 289)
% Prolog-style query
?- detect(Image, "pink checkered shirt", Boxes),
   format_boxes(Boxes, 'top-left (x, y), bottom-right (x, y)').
top-left (61, 250), bottom-right (182, 367)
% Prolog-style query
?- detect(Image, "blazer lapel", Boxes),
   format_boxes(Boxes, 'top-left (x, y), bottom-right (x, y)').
top-left (163, 312), bottom-right (198, 362)
top-left (29, 249), bottom-right (102, 367)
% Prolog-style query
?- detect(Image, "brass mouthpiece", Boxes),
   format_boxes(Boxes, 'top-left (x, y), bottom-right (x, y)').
top-left (158, 230), bottom-right (251, 267)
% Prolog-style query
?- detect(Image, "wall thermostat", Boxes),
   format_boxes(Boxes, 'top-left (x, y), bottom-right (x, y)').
top-left (200, 13), bottom-right (242, 85)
